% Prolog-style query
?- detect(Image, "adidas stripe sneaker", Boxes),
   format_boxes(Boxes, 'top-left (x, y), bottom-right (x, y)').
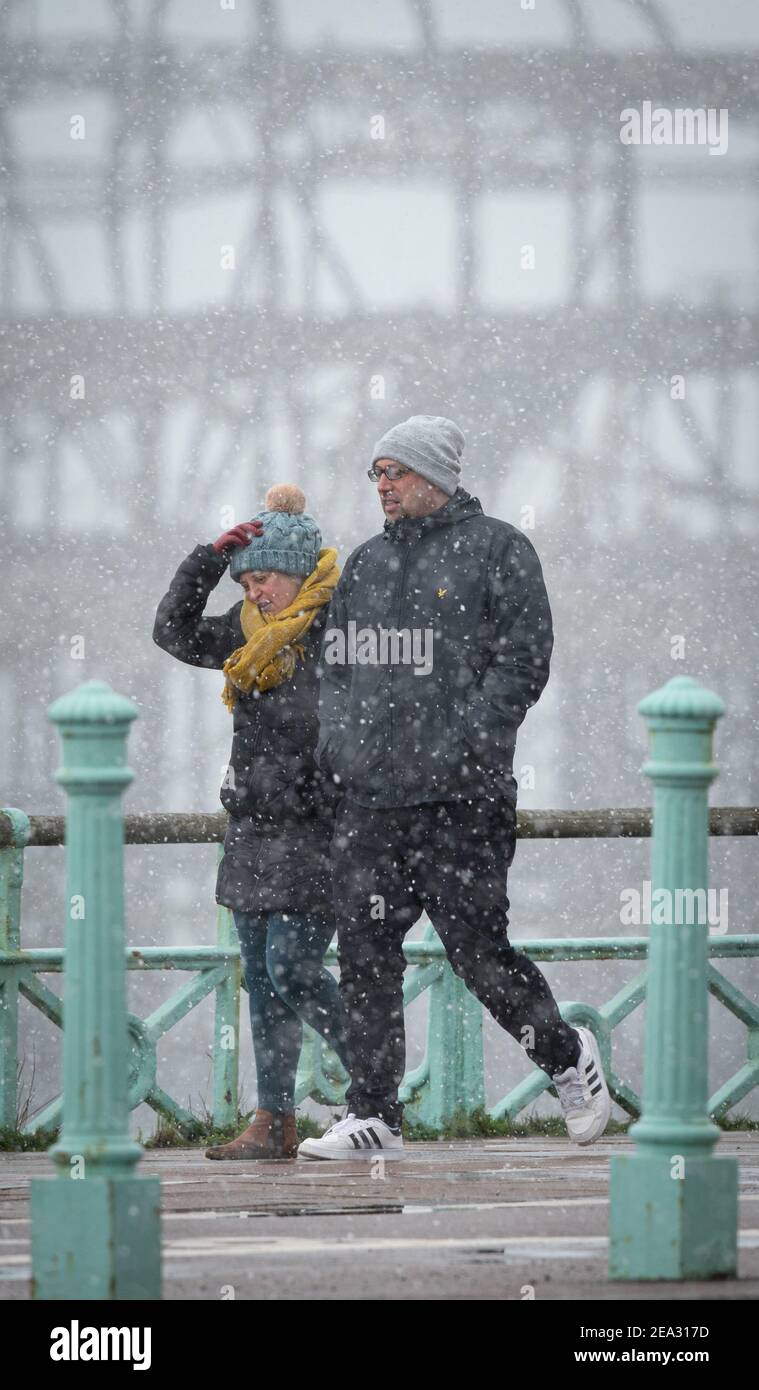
top-left (298, 1113), bottom-right (405, 1161)
top-left (551, 1026), bottom-right (611, 1146)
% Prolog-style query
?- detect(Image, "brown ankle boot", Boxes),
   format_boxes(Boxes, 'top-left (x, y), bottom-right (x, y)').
top-left (205, 1110), bottom-right (298, 1160)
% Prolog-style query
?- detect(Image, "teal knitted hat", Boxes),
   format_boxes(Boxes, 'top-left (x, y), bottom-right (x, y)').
top-left (229, 484), bottom-right (321, 580)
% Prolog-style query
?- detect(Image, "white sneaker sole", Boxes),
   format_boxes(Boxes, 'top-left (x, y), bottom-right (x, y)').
top-left (570, 1027), bottom-right (611, 1146)
top-left (298, 1142), bottom-right (405, 1162)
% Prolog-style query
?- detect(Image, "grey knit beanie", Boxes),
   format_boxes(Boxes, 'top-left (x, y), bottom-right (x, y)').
top-left (371, 415), bottom-right (465, 496)
top-left (229, 484), bottom-right (321, 579)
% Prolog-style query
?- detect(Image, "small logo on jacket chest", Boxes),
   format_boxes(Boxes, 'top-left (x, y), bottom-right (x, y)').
top-left (436, 587), bottom-right (448, 599)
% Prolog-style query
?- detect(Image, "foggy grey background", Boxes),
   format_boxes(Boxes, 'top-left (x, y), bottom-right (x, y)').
top-left (2, 0), bottom-right (758, 1134)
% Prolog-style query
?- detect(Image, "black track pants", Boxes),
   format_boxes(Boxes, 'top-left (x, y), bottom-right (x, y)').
top-left (331, 797), bottom-right (580, 1128)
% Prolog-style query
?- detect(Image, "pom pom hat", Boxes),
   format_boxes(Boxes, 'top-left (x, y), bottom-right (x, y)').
top-left (229, 484), bottom-right (322, 579)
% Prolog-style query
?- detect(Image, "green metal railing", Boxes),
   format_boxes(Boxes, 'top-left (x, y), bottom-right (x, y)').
top-left (3, 821), bottom-right (757, 1137)
top-left (2, 761), bottom-right (757, 1141)
top-left (1, 806), bottom-right (756, 1139)
top-left (0, 673), bottom-right (755, 1295)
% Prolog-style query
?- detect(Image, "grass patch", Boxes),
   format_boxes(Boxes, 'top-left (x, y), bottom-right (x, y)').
top-left (715, 1113), bottom-right (759, 1133)
top-left (403, 1108), bottom-right (631, 1141)
top-left (411, 1108), bottom-right (759, 1141)
top-left (3, 1111), bottom-right (757, 1153)
top-left (0, 1126), bottom-right (59, 1152)
top-left (142, 1111), bottom-right (324, 1149)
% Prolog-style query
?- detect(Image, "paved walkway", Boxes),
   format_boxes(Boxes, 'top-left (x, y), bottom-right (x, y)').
top-left (2, 1135), bottom-right (758, 1300)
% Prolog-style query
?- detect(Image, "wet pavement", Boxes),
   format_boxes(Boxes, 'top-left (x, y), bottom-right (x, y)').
top-left (2, 1135), bottom-right (758, 1300)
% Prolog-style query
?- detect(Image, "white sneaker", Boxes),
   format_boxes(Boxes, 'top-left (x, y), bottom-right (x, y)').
top-left (298, 1113), bottom-right (405, 1161)
top-left (551, 1026), bottom-right (611, 1146)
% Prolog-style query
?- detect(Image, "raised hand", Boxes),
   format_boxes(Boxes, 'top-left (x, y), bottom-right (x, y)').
top-left (211, 520), bottom-right (263, 555)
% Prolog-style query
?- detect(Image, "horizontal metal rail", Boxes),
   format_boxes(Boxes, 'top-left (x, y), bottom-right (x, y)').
top-left (2, 805), bottom-right (758, 847)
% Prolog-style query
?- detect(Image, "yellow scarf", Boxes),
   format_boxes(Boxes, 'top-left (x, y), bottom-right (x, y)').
top-left (221, 547), bottom-right (340, 710)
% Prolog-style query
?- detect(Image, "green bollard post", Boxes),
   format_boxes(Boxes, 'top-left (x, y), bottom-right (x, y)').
top-left (609, 675), bottom-right (737, 1280)
top-left (31, 681), bottom-right (161, 1300)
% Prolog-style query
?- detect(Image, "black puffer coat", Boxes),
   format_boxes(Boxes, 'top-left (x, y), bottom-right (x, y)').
top-left (152, 544), bottom-right (336, 919)
top-left (317, 489), bottom-right (553, 809)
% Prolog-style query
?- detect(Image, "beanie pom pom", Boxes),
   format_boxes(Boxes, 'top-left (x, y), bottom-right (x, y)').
top-left (265, 483), bottom-right (306, 515)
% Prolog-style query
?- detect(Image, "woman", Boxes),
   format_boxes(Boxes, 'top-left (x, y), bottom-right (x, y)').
top-left (152, 483), bottom-right (349, 1159)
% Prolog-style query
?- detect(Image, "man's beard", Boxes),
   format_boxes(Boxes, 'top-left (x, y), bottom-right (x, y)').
top-left (382, 497), bottom-right (406, 522)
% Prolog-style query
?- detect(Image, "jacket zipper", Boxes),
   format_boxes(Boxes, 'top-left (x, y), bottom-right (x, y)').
top-left (389, 543), bottom-right (411, 802)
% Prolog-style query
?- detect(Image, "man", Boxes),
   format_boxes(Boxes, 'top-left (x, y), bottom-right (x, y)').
top-left (299, 415), bottom-right (610, 1160)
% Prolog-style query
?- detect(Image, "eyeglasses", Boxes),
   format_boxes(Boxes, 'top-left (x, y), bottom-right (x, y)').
top-left (367, 464), bottom-right (410, 482)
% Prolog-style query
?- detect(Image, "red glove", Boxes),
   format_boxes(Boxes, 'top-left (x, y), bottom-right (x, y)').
top-left (211, 519), bottom-right (263, 555)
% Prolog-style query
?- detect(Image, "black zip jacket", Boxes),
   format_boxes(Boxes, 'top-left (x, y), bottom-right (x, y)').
top-left (152, 544), bottom-right (336, 918)
top-left (317, 489), bottom-right (553, 809)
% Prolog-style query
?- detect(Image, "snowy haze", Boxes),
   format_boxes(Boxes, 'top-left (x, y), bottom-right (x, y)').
top-left (2, 0), bottom-right (757, 1131)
